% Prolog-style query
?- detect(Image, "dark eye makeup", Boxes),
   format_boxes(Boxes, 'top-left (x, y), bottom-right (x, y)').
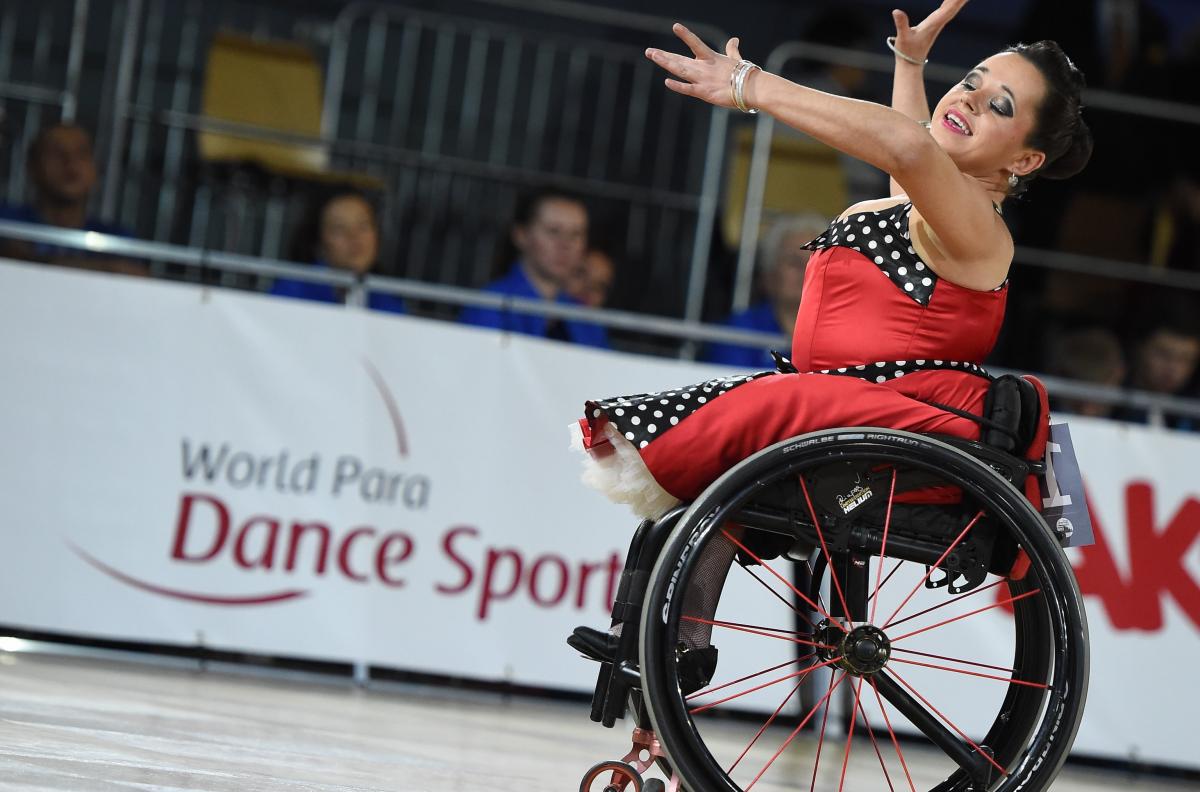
top-left (959, 77), bottom-right (1014, 117)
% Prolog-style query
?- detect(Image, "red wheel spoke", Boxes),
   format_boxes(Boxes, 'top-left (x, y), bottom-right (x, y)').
top-left (739, 562), bottom-right (817, 628)
top-left (889, 668), bottom-right (1008, 777)
top-left (853, 685), bottom-right (896, 792)
top-left (885, 580), bottom-right (1007, 631)
top-left (799, 476), bottom-right (853, 627)
top-left (890, 657), bottom-right (1050, 689)
top-left (891, 588), bottom-right (1041, 643)
top-left (892, 647), bottom-right (1022, 675)
top-left (837, 677), bottom-right (864, 791)
top-left (728, 677), bottom-right (805, 774)
top-left (747, 671), bottom-right (846, 791)
top-left (681, 616), bottom-right (833, 650)
top-left (882, 510), bottom-right (985, 629)
top-left (722, 528), bottom-right (847, 632)
top-left (869, 468), bottom-right (899, 625)
top-left (868, 677), bottom-right (917, 792)
top-left (687, 656), bottom-right (811, 701)
top-left (690, 656), bottom-right (842, 716)
top-left (868, 560), bottom-right (905, 603)
top-left (809, 670), bottom-right (838, 792)
top-left (698, 618), bottom-right (815, 638)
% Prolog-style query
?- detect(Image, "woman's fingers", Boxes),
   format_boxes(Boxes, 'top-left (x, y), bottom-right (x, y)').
top-left (663, 78), bottom-right (699, 97)
top-left (925, 0), bottom-right (969, 28)
top-left (892, 9), bottom-right (911, 33)
top-left (672, 22), bottom-right (713, 59)
top-left (724, 37), bottom-right (742, 61)
top-left (646, 48), bottom-right (695, 81)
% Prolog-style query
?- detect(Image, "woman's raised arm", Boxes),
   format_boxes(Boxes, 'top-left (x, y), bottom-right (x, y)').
top-left (646, 21), bottom-right (1004, 268)
top-left (888, 1), bottom-right (970, 195)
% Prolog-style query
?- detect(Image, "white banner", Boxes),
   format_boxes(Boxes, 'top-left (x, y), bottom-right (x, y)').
top-left (0, 260), bottom-right (1196, 768)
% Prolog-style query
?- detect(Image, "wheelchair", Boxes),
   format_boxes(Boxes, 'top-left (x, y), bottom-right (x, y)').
top-left (571, 377), bottom-right (1089, 792)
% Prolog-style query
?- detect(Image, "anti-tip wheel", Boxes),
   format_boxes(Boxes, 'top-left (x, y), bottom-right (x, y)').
top-left (643, 780), bottom-right (666, 792)
top-left (579, 760), bottom-right (644, 792)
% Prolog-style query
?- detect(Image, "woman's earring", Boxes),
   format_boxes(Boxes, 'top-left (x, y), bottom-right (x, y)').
top-left (1008, 173), bottom-right (1020, 190)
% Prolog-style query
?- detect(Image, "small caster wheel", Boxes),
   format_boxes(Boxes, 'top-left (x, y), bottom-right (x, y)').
top-left (579, 760), bottom-right (643, 792)
top-left (643, 780), bottom-right (666, 792)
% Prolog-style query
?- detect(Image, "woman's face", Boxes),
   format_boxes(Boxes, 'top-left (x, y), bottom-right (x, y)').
top-left (929, 52), bottom-right (1047, 182)
top-left (319, 195), bottom-right (379, 275)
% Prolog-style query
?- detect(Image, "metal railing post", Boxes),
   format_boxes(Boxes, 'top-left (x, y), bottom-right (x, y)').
top-left (101, 0), bottom-right (145, 223)
top-left (682, 105), bottom-right (729, 326)
top-left (62, 0), bottom-right (90, 122)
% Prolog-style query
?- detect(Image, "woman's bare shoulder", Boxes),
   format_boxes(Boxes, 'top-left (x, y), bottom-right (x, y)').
top-left (836, 196), bottom-right (911, 222)
top-left (909, 206), bottom-right (1014, 291)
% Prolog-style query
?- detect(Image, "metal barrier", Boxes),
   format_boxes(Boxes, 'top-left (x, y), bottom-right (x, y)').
top-left (7, 2), bottom-right (1200, 330)
top-left (97, 0), bottom-right (729, 322)
top-left (322, 0), bottom-right (728, 323)
top-left (732, 40), bottom-right (1200, 313)
top-left (4, 217), bottom-right (1199, 426)
top-left (101, 0), bottom-right (342, 262)
top-left (0, 0), bottom-right (89, 205)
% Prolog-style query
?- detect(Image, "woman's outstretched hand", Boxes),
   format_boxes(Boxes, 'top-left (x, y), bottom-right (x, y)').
top-left (645, 23), bottom-right (747, 109)
top-left (892, 0), bottom-right (969, 63)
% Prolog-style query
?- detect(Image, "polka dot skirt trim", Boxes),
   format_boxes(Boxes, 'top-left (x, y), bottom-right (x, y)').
top-left (586, 355), bottom-right (991, 452)
top-left (773, 352), bottom-right (991, 383)
top-left (586, 371), bottom-right (776, 450)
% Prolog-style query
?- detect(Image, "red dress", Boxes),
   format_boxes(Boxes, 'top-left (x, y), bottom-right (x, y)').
top-left (579, 202), bottom-right (1007, 504)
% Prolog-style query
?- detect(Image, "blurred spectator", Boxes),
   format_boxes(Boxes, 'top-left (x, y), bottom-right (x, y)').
top-left (1115, 312), bottom-right (1200, 430)
top-left (566, 245), bottom-right (615, 309)
top-left (703, 214), bottom-right (827, 369)
top-left (0, 122), bottom-right (143, 275)
top-left (461, 187), bottom-right (609, 348)
top-left (1045, 327), bottom-right (1126, 418)
top-left (270, 189), bottom-right (405, 314)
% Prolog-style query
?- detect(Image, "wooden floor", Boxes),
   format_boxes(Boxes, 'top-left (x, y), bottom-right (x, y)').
top-left (0, 649), bottom-right (1190, 791)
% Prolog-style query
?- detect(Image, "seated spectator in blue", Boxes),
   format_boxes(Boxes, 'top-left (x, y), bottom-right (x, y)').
top-left (1045, 327), bottom-right (1126, 419)
top-left (566, 244), bottom-right (615, 309)
top-left (460, 188), bottom-right (608, 348)
top-left (0, 122), bottom-right (142, 275)
top-left (1114, 310), bottom-right (1200, 431)
top-left (271, 189), bottom-right (404, 314)
top-left (703, 214), bottom-right (827, 368)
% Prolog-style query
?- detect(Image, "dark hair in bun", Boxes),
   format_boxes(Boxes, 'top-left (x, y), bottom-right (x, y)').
top-left (1004, 41), bottom-right (1093, 191)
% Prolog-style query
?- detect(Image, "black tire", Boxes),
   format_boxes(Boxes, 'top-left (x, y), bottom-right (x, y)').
top-left (643, 781), bottom-right (667, 792)
top-left (639, 428), bottom-right (1088, 792)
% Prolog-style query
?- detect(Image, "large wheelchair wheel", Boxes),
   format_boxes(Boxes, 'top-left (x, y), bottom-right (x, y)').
top-left (639, 428), bottom-right (1088, 792)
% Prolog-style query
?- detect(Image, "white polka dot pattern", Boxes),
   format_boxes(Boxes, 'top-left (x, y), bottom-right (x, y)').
top-left (802, 202), bottom-right (941, 305)
top-left (584, 354), bottom-right (992, 453)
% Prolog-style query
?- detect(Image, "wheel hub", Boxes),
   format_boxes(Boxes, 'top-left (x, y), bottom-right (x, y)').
top-left (835, 624), bottom-right (892, 675)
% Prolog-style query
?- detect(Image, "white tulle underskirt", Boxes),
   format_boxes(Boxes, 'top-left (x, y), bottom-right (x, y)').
top-left (568, 421), bottom-right (681, 520)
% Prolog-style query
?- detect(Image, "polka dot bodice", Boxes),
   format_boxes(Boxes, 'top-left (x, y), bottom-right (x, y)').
top-left (802, 202), bottom-right (936, 305)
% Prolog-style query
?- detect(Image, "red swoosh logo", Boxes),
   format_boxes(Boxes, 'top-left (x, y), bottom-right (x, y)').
top-left (69, 543), bottom-right (309, 606)
top-left (364, 359), bottom-right (409, 458)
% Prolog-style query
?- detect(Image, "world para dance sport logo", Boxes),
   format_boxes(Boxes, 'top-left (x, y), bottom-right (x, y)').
top-left (68, 360), bottom-right (426, 607)
top-left (67, 360), bottom-right (625, 620)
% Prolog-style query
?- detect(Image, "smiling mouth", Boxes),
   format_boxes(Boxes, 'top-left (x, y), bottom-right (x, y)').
top-left (943, 111), bottom-right (972, 136)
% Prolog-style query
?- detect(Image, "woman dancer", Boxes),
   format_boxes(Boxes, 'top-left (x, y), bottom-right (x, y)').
top-left (570, 1), bottom-right (1092, 519)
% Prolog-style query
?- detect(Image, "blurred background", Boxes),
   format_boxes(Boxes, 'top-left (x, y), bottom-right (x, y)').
top-left (0, 0), bottom-right (1198, 401)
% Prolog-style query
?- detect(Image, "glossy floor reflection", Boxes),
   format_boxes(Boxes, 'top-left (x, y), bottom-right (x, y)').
top-left (0, 651), bottom-right (1191, 791)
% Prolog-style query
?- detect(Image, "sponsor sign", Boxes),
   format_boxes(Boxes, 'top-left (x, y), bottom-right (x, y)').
top-left (0, 260), bottom-right (1197, 768)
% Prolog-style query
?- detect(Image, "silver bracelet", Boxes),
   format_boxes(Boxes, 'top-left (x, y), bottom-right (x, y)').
top-left (886, 36), bottom-right (928, 67)
top-left (730, 59), bottom-right (761, 114)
